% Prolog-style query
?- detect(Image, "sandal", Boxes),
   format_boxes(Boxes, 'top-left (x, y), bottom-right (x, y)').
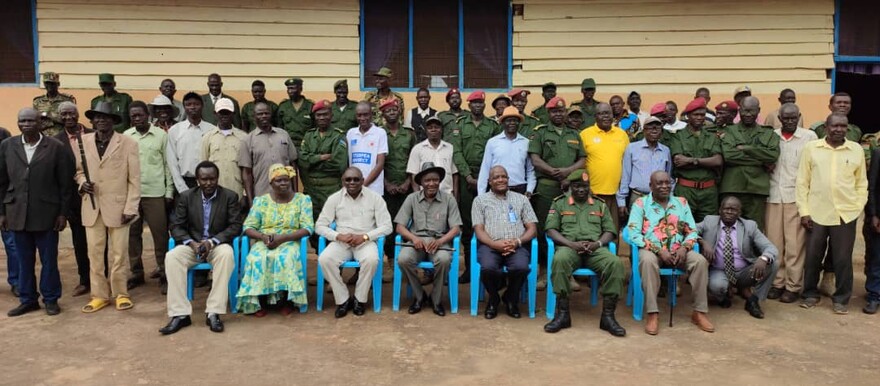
top-left (81, 298), bottom-right (110, 313)
top-left (116, 296), bottom-right (134, 311)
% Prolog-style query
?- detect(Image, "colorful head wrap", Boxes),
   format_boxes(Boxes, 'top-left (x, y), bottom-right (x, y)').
top-left (269, 163), bottom-right (297, 182)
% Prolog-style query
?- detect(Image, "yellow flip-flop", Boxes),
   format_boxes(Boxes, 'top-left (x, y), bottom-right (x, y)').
top-left (116, 296), bottom-right (134, 311)
top-left (81, 298), bottom-right (110, 313)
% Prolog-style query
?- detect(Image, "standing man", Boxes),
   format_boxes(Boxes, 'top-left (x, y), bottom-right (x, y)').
top-left (565, 107), bottom-right (585, 132)
top-left (331, 79), bottom-right (358, 132)
top-left (543, 170), bottom-right (626, 336)
top-left (149, 95), bottom-right (179, 132)
top-left (864, 146), bottom-right (880, 314)
top-left (763, 89), bottom-right (803, 129)
top-left (381, 99), bottom-right (416, 276)
top-left (766, 103), bottom-right (815, 303)
top-left (240, 102), bottom-right (298, 200)
top-left (347, 101), bottom-right (389, 196)
top-left (404, 87), bottom-right (438, 142)
top-left (276, 77), bottom-right (314, 154)
top-left (611, 95), bottom-right (638, 133)
top-left (201, 98), bottom-right (247, 200)
top-left (90, 73), bottom-right (132, 133)
top-left (699, 197), bottom-right (779, 319)
top-left (477, 106), bottom-right (536, 196)
top-left (626, 171), bottom-right (713, 335)
top-left (167, 92), bottom-right (218, 194)
top-left (33, 72), bottom-right (76, 137)
top-left (491, 94), bottom-right (511, 123)
top-left (0, 108), bottom-right (74, 317)
top-left (53, 102), bottom-right (93, 296)
top-left (406, 116), bottom-right (458, 196)
top-left (528, 97), bottom-right (586, 290)
top-left (668, 98), bottom-right (724, 223)
top-left (299, 100), bottom-right (349, 225)
top-left (201, 73), bottom-right (241, 128)
top-left (472, 166), bottom-right (538, 319)
top-left (663, 101), bottom-right (688, 133)
top-left (77, 102), bottom-right (141, 313)
top-left (364, 67), bottom-right (405, 126)
top-left (579, 103), bottom-right (629, 232)
top-left (531, 82), bottom-right (556, 124)
top-left (438, 88), bottom-right (469, 129)
top-left (617, 117), bottom-right (672, 221)
top-left (316, 167), bottom-right (393, 318)
top-left (240, 80), bottom-right (278, 133)
top-left (627, 91), bottom-right (649, 128)
top-left (694, 87), bottom-right (716, 123)
top-left (572, 78), bottom-right (599, 127)
top-left (159, 79), bottom-right (186, 123)
top-left (797, 113), bottom-right (867, 314)
top-left (711, 100), bottom-right (739, 137)
top-left (123, 101), bottom-right (173, 292)
top-left (508, 89), bottom-right (541, 134)
top-left (811, 92), bottom-right (863, 143)
top-left (719, 96), bottom-right (780, 231)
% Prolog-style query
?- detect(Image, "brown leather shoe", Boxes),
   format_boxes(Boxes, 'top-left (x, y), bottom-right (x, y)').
top-left (72, 285), bottom-right (90, 297)
top-left (644, 312), bottom-right (659, 335)
top-left (691, 311), bottom-right (715, 333)
top-left (779, 290), bottom-right (799, 304)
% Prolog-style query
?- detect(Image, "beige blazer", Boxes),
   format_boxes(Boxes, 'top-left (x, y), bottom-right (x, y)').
top-left (75, 132), bottom-right (141, 227)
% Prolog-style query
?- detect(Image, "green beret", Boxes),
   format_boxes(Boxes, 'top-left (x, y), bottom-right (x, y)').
top-left (333, 79), bottom-right (347, 90)
top-left (567, 169), bottom-right (590, 183)
top-left (285, 77), bottom-right (303, 86)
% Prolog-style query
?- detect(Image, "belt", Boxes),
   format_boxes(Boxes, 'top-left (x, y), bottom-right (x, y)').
top-left (537, 178), bottom-right (561, 186)
top-left (630, 189), bottom-right (648, 197)
top-left (676, 178), bottom-right (715, 189)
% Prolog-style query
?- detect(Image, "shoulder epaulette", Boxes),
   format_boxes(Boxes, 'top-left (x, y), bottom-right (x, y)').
top-left (553, 194), bottom-right (567, 201)
top-left (532, 124), bottom-right (546, 131)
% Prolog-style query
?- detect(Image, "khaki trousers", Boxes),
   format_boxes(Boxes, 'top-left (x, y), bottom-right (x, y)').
top-left (638, 249), bottom-right (709, 313)
top-left (165, 244), bottom-right (234, 317)
top-left (765, 202), bottom-right (806, 293)
top-left (397, 237), bottom-right (452, 305)
top-left (318, 241), bottom-right (379, 304)
top-left (86, 213), bottom-right (131, 301)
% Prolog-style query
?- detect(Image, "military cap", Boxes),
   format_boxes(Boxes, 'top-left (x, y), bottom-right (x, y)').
top-left (333, 79), bottom-right (348, 90)
top-left (566, 169), bottom-right (590, 183)
top-left (424, 115), bottom-right (443, 127)
top-left (98, 73), bottom-right (115, 83)
top-left (42, 72), bottom-right (60, 83)
top-left (715, 100), bottom-right (740, 112)
top-left (467, 90), bottom-right (486, 102)
top-left (446, 88), bottom-right (461, 101)
top-left (567, 106), bottom-right (583, 116)
top-left (284, 77), bottom-right (303, 86)
top-left (581, 78), bottom-right (597, 89)
top-left (379, 98), bottom-right (399, 111)
top-left (312, 99), bottom-right (332, 113)
top-left (499, 106), bottom-right (523, 122)
top-left (508, 89), bottom-right (530, 99)
top-left (374, 67), bottom-right (393, 77)
top-left (545, 96), bottom-right (567, 110)
top-left (682, 97), bottom-right (708, 115)
top-left (649, 102), bottom-right (667, 116)
top-left (542, 82), bottom-right (557, 91)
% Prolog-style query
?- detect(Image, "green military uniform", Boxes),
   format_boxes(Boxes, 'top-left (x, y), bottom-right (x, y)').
top-left (861, 132), bottom-right (880, 171)
top-left (364, 90), bottom-right (405, 127)
top-left (276, 97), bottom-right (315, 152)
top-left (545, 190), bottom-right (624, 298)
top-left (571, 99), bottom-right (598, 128)
top-left (719, 123), bottom-right (780, 231)
top-left (298, 127), bottom-right (348, 219)
top-left (331, 100), bottom-right (358, 131)
top-left (518, 114), bottom-right (541, 135)
top-left (438, 109), bottom-right (469, 130)
top-left (240, 100), bottom-right (279, 132)
top-left (90, 92), bottom-right (132, 133)
top-left (668, 125), bottom-right (723, 223)
top-left (383, 125), bottom-right (416, 258)
top-left (33, 93), bottom-right (76, 137)
top-left (531, 105), bottom-right (550, 125)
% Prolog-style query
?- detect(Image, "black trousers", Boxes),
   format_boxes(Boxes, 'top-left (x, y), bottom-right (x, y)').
top-left (478, 244), bottom-right (530, 304)
top-left (803, 218), bottom-right (856, 304)
top-left (67, 200), bottom-right (90, 286)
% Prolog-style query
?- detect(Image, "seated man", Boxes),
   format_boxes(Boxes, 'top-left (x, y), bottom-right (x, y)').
top-left (395, 162), bottom-right (462, 317)
top-left (159, 161), bottom-right (242, 335)
top-left (544, 170), bottom-right (625, 336)
top-left (626, 171), bottom-right (713, 335)
top-left (316, 167), bottom-right (393, 318)
top-left (472, 165), bottom-right (538, 319)
top-left (699, 196), bottom-right (779, 319)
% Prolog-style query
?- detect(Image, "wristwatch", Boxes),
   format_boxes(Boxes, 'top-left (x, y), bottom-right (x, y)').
top-left (362, 234), bottom-right (369, 242)
top-left (691, 157), bottom-right (699, 166)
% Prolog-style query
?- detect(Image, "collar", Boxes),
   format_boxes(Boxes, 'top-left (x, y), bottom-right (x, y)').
top-left (417, 190), bottom-right (446, 202)
top-left (496, 132), bottom-right (526, 142)
top-left (201, 189), bottom-right (218, 202)
top-left (416, 106), bottom-right (431, 115)
top-left (255, 127), bottom-right (279, 135)
top-left (422, 139), bottom-right (448, 149)
top-left (343, 189), bottom-right (365, 199)
top-left (645, 193), bottom-right (681, 209)
top-left (355, 125), bottom-right (379, 136)
top-left (567, 193), bottom-right (594, 206)
top-left (816, 138), bottom-right (855, 150)
top-left (22, 133), bottom-right (43, 147)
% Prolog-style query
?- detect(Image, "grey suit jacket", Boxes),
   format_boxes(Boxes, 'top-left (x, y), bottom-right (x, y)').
top-left (697, 215), bottom-right (778, 265)
top-left (201, 93), bottom-right (242, 128)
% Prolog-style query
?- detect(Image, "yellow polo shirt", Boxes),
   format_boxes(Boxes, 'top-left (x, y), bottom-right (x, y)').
top-left (796, 139), bottom-right (867, 226)
top-left (579, 124), bottom-right (629, 195)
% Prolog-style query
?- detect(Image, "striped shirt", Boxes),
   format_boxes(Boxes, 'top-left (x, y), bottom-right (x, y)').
top-left (471, 190), bottom-right (537, 240)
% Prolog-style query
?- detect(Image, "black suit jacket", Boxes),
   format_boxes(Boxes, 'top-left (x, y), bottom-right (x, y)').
top-left (0, 135), bottom-right (75, 231)
top-left (54, 126), bottom-right (95, 219)
top-left (171, 186), bottom-right (242, 245)
top-left (866, 148), bottom-right (880, 218)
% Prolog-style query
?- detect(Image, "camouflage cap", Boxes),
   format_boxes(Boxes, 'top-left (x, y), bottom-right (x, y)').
top-left (42, 72), bottom-right (60, 83)
top-left (374, 67), bottom-right (393, 77)
top-left (98, 73), bottom-right (115, 83)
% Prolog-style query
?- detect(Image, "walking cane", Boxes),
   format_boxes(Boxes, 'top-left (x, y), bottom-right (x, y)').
top-left (75, 131), bottom-right (96, 210)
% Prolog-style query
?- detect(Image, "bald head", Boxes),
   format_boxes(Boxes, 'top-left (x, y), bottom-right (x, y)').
top-left (649, 171), bottom-right (672, 200)
top-left (18, 108), bottom-right (41, 137)
top-left (739, 96), bottom-right (761, 126)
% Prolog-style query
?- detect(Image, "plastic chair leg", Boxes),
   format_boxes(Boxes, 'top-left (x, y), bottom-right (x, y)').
top-left (316, 238), bottom-right (325, 312)
top-left (590, 276), bottom-right (600, 307)
top-left (299, 240), bottom-right (308, 313)
top-left (372, 238), bottom-right (383, 313)
top-left (392, 237), bottom-right (402, 312)
top-left (545, 241), bottom-right (556, 320)
top-left (450, 237), bottom-right (460, 314)
top-left (470, 240), bottom-right (479, 316)
top-left (186, 268), bottom-right (195, 301)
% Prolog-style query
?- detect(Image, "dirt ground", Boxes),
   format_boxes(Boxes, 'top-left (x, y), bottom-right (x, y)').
top-left (1, 228), bottom-right (879, 386)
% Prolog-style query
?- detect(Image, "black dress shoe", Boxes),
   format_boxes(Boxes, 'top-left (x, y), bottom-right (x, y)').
top-left (505, 301), bottom-right (522, 319)
top-left (745, 298), bottom-right (764, 319)
top-left (45, 302), bottom-right (60, 316)
top-left (335, 298), bottom-right (354, 318)
top-left (484, 303), bottom-right (498, 319)
top-left (149, 267), bottom-right (162, 279)
top-left (408, 298), bottom-right (423, 314)
top-left (432, 302), bottom-right (446, 317)
top-left (127, 276), bottom-right (146, 290)
top-left (719, 296), bottom-right (732, 309)
top-left (863, 299), bottom-right (880, 315)
top-left (353, 301), bottom-right (367, 316)
top-left (159, 315), bottom-right (192, 335)
top-left (206, 314), bottom-right (224, 333)
top-left (7, 302), bottom-right (40, 317)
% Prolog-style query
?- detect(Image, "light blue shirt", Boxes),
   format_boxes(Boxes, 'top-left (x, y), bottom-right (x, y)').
top-left (477, 132), bottom-right (536, 195)
top-left (616, 139), bottom-right (672, 206)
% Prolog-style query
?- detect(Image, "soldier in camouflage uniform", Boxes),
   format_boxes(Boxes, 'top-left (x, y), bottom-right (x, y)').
top-left (363, 67), bottom-right (405, 127)
top-left (33, 72), bottom-right (76, 137)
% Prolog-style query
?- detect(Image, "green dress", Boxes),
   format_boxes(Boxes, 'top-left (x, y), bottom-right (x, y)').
top-left (236, 193), bottom-right (314, 313)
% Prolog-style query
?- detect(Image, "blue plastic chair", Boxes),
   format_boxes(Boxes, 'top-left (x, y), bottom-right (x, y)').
top-left (544, 237), bottom-right (617, 319)
top-left (391, 234), bottom-right (461, 313)
top-left (236, 235), bottom-right (310, 313)
top-left (315, 229), bottom-right (385, 313)
top-left (469, 237), bottom-right (538, 318)
top-left (169, 236), bottom-right (241, 314)
top-left (623, 228), bottom-right (698, 321)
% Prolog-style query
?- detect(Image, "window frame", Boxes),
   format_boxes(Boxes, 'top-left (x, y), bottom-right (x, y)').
top-left (358, 0), bottom-right (512, 92)
top-left (831, 0), bottom-right (880, 92)
top-left (0, 0), bottom-right (38, 87)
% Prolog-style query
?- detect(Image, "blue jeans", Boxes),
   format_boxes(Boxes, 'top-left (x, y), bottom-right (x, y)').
top-left (866, 226), bottom-right (880, 301)
top-left (2, 230), bottom-right (18, 287)
top-left (14, 231), bottom-right (61, 305)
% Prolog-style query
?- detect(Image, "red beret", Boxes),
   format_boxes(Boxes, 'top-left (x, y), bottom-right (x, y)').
top-left (715, 100), bottom-right (739, 112)
top-left (545, 96), bottom-right (567, 110)
top-left (311, 99), bottom-right (332, 113)
top-left (682, 97), bottom-right (707, 114)
top-left (467, 90), bottom-right (486, 102)
top-left (508, 89), bottom-right (530, 99)
top-left (379, 98), bottom-right (399, 111)
top-left (649, 102), bottom-right (667, 116)
top-left (446, 88), bottom-right (461, 99)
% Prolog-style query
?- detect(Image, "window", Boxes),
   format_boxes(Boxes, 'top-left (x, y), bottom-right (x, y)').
top-left (837, 0), bottom-right (880, 57)
top-left (361, 0), bottom-right (510, 90)
top-left (0, 0), bottom-right (36, 84)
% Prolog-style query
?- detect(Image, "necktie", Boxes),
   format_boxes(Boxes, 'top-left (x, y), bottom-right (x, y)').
top-left (722, 226), bottom-right (736, 284)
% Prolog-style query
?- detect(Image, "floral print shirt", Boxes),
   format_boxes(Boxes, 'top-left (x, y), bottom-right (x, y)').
top-left (625, 193), bottom-right (698, 253)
